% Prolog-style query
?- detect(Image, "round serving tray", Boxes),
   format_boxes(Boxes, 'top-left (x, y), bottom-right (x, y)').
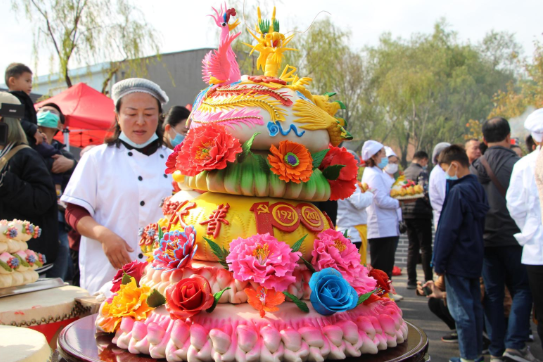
top-left (57, 314), bottom-right (429, 362)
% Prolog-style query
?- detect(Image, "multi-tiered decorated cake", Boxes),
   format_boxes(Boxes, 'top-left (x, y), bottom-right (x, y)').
top-left (95, 5), bottom-right (408, 361)
top-left (0, 220), bottom-right (44, 288)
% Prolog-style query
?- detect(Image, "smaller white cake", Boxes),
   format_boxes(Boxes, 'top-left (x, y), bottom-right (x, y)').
top-left (0, 325), bottom-right (52, 362)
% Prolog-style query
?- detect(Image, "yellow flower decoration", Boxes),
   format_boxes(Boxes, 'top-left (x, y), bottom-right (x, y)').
top-left (99, 277), bottom-right (153, 333)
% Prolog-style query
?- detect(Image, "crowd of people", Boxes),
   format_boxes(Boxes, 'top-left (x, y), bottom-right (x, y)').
top-left (1, 62), bottom-right (542, 362)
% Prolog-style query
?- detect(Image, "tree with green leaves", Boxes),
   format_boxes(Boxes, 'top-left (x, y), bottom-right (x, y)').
top-left (12, 0), bottom-right (160, 91)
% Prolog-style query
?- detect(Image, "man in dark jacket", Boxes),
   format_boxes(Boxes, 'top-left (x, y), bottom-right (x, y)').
top-left (434, 145), bottom-right (489, 362)
top-left (402, 150), bottom-right (433, 288)
top-left (470, 117), bottom-right (536, 362)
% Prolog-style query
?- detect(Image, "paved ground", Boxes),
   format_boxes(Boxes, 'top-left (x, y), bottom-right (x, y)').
top-left (392, 266), bottom-right (542, 362)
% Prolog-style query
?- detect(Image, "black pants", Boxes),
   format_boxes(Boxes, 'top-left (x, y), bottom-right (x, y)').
top-left (369, 236), bottom-right (398, 279)
top-left (526, 265), bottom-right (543, 349)
top-left (428, 297), bottom-right (456, 330)
top-left (406, 218), bottom-right (433, 284)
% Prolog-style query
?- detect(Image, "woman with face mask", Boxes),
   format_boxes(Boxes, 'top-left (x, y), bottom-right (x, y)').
top-left (361, 140), bottom-right (401, 280)
top-left (61, 79), bottom-right (173, 293)
top-left (383, 146), bottom-right (400, 188)
top-left (163, 106), bottom-right (190, 149)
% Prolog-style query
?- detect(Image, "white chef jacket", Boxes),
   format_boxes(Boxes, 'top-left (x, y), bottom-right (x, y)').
top-left (383, 170), bottom-right (403, 223)
top-left (362, 166), bottom-right (400, 239)
top-left (506, 149), bottom-right (543, 265)
top-left (337, 183), bottom-right (374, 243)
top-left (61, 143), bottom-right (173, 293)
top-left (429, 166), bottom-right (447, 230)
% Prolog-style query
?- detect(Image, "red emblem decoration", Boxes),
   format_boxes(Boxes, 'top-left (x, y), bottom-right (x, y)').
top-left (250, 202), bottom-right (325, 235)
top-left (200, 203), bottom-right (230, 238)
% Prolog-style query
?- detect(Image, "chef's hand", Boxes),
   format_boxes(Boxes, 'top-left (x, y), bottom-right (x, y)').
top-left (51, 154), bottom-right (75, 173)
top-left (98, 228), bottom-right (134, 269)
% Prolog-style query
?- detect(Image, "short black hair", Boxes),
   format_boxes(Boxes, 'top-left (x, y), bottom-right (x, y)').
top-left (438, 145), bottom-right (470, 168)
top-left (482, 117), bottom-right (511, 143)
top-left (5, 63), bottom-right (32, 86)
top-left (41, 102), bottom-right (65, 125)
top-left (413, 150), bottom-right (429, 161)
top-left (526, 135), bottom-right (535, 152)
top-left (164, 106), bottom-right (190, 128)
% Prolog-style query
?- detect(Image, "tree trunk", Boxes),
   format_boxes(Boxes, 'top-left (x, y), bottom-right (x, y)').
top-left (65, 68), bottom-right (73, 88)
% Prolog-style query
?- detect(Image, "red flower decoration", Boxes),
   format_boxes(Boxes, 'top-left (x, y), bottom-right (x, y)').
top-left (165, 143), bottom-right (182, 174)
top-left (319, 147), bottom-right (358, 201)
top-left (369, 268), bottom-right (395, 296)
top-left (110, 261), bottom-right (148, 293)
top-left (165, 275), bottom-right (214, 319)
top-left (176, 125), bottom-right (242, 176)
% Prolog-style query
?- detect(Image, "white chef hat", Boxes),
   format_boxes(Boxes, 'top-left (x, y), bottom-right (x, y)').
top-left (385, 146), bottom-right (397, 158)
top-left (361, 140), bottom-right (384, 161)
top-left (432, 142), bottom-right (451, 165)
top-left (524, 108), bottom-right (543, 143)
top-left (112, 78), bottom-right (169, 108)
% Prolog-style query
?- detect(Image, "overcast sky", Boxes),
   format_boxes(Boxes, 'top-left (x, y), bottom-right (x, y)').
top-left (1, 0), bottom-right (541, 88)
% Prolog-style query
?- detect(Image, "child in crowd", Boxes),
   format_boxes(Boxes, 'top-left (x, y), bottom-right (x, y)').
top-left (433, 145), bottom-right (489, 362)
top-left (5, 63), bottom-right (63, 195)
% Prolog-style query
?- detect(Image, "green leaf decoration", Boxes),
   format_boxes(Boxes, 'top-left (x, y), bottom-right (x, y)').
top-left (243, 133), bottom-right (260, 155)
top-left (300, 256), bottom-right (316, 273)
top-left (14, 254), bottom-right (29, 267)
top-left (311, 149), bottom-right (329, 169)
top-left (204, 237), bottom-right (230, 269)
top-left (283, 291), bottom-right (310, 313)
top-left (343, 229), bottom-right (349, 238)
top-left (356, 290), bottom-right (376, 306)
top-left (206, 287), bottom-right (231, 313)
top-left (158, 225), bottom-right (164, 242)
top-left (333, 100), bottom-right (347, 110)
top-left (322, 164), bottom-right (345, 180)
top-left (146, 289), bottom-right (166, 308)
top-left (121, 273), bottom-right (132, 285)
top-left (324, 92), bottom-right (337, 97)
top-left (0, 260), bottom-right (11, 272)
top-left (291, 234), bottom-right (307, 253)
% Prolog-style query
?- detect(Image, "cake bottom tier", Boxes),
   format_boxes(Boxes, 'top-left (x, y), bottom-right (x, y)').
top-left (100, 299), bottom-right (407, 362)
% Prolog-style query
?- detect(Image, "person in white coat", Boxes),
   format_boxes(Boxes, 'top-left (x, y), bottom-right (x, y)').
top-left (337, 180), bottom-right (374, 265)
top-left (361, 140), bottom-right (400, 279)
top-left (507, 108), bottom-right (543, 348)
top-left (429, 142), bottom-right (450, 230)
top-left (61, 79), bottom-right (173, 293)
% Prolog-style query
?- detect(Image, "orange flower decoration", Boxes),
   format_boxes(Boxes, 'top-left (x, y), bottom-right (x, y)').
top-left (267, 140), bottom-right (313, 183)
top-left (98, 277), bottom-right (153, 333)
top-left (245, 286), bottom-right (285, 318)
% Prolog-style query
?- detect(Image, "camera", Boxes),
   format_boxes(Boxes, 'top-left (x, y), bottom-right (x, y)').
top-left (0, 103), bottom-right (25, 146)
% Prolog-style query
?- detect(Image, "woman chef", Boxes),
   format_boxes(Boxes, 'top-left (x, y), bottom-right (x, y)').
top-left (62, 79), bottom-right (173, 293)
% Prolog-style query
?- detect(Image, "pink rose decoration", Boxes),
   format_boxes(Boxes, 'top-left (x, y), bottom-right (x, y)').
top-left (311, 229), bottom-right (376, 295)
top-left (226, 233), bottom-right (300, 292)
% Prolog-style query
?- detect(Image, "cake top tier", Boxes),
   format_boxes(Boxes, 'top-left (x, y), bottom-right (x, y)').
top-left (166, 5), bottom-right (358, 202)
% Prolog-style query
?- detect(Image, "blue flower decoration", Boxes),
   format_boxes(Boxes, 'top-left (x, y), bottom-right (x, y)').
top-left (267, 121), bottom-right (280, 137)
top-left (8, 228), bottom-right (18, 239)
top-left (28, 224), bottom-right (35, 235)
top-left (152, 226), bottom-right (198, 271)
top-left (309, 268), bottom-right (358, 316)
top-left (27, 254), bottom-right (37, 264)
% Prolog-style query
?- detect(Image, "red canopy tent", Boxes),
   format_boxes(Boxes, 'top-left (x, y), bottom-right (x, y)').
top-left (35, 83), bottom-right (114, 148)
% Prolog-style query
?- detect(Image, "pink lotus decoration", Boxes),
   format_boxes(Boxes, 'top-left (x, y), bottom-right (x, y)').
top-left (152, 226), bottom-right (197, 271)
top-left (226, 233), bottom-right (300, 292)
top-left (311, 229), bottom-right (376, 295)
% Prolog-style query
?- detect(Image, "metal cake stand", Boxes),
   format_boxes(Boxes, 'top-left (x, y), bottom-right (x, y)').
top-left (56, 314), bottom-right (429, 362)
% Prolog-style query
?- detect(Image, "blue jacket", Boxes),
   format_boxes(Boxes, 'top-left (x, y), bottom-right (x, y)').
top-left (434, 174), bottom-right (489, 278)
